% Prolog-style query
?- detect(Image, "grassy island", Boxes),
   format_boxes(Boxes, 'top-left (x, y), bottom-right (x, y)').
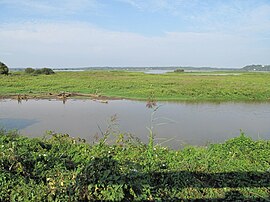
top-left (1, 71), bottom-right (270, 101)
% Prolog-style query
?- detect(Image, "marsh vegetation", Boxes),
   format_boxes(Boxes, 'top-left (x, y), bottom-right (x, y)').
top-left (1, 70), bottom-right (270, 101)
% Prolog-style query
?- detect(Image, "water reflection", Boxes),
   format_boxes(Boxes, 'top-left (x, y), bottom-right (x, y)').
top-left (0, 118), bottom-right (38, 130)
top-left (0, 99), bottom-right (270, 149)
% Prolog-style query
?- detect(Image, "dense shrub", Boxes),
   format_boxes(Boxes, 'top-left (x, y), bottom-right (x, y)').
top-left (174, 69), bottom-right (184, 73)
top-left (0, 62), bottom-right (9, 75)
top-left (34, 69), bottom-right (42, 74)
top-left (34, 68), bottom-right (55, 75)
top-left (25, 68), bottom-right (35, 74)
top-left (41, 68), bottom-right (55, 75)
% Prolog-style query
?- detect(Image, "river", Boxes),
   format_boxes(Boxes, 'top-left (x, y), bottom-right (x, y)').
top-left (0, 99), bottom-right (269, 149)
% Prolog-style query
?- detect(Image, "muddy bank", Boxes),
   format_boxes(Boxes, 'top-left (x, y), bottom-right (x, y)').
top-left (0, 92), bottom-right (121, 102)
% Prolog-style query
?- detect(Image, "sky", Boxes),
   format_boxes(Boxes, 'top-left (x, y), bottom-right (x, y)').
top-left (0, 0), bottom-right (270, 68)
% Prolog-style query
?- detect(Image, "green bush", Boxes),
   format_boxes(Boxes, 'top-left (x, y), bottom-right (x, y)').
top-left (40, 68), bottom-right (55, 75)
top-left (25, 68), bottom-right (35, 74)
top-left (174, 69), bottom-right (184, 73)
top-left (34, 68), bottom-right (55, 75)
top-left (34, 69), bottom-right (42, 74)
top-left (0, 62), bottom-right (9, 75)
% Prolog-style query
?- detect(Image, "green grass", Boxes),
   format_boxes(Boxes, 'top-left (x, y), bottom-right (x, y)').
top-left (1, 70), bottom-right (270, 101)
top-left (0, 130), bottom-right (269, 201)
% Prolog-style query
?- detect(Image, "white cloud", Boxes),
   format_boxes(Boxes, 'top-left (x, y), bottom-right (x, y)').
top-left (0, 22), bottom-right (269, 68)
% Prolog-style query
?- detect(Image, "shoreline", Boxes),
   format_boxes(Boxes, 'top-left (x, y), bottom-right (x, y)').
top-left (0, 92), bottom-right (120, 102)
top-left (1, 93), bottom-right (270, 104)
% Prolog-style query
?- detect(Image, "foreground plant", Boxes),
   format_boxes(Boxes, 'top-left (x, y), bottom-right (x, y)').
top-left (0, 130), bottom-right (269, 201)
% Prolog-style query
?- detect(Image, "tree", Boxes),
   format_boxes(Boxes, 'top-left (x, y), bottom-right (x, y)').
top-left (0, 62), bottom-right (9, 75)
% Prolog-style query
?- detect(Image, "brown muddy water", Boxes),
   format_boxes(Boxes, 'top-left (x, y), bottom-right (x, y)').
top-left (0, 99), bottom-right (270, 149)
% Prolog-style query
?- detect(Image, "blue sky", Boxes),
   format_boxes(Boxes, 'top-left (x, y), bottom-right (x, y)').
top-left (0, 0), bottom-right (270, 68)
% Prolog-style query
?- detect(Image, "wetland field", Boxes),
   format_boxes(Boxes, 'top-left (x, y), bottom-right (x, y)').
top-left (1, 70), bottom-right (270, 101)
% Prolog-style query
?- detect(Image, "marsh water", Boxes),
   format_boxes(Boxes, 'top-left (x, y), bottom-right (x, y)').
top-left (1, 99), bottom-right (270, 149)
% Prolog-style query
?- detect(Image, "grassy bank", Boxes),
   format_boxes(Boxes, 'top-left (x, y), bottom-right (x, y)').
top-left (1, 71), bottom-right (270, 101)
top-left (0, 130), bottom-right (269, 201)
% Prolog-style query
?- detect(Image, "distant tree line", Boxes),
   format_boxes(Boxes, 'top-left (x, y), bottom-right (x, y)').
top-left (242, 65), bottom-right (270, 71)
top-left (25, 67), bottom-right (55, 75)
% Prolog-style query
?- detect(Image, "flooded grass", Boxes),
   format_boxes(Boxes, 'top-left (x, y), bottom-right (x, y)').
top-left (0, 130), bottom-right (269, 201)
top-left (1, 71), bottom-right (270, 101)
